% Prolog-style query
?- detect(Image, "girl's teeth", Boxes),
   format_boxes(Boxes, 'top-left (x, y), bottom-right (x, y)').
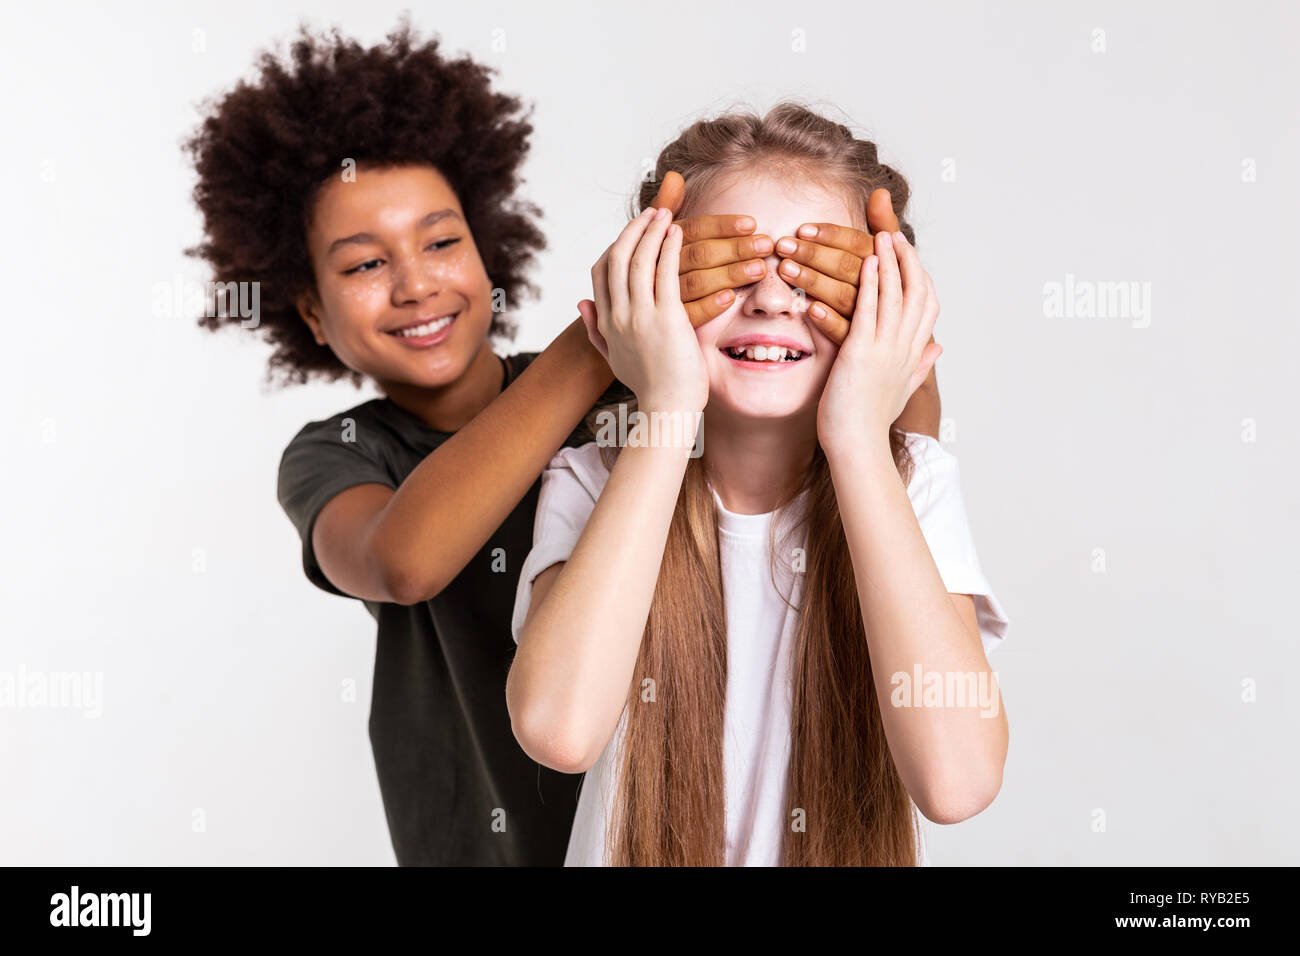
top-left (727, 345), bottom-right (803, 362)
top-left (396, 314), bottom-right (455, 337)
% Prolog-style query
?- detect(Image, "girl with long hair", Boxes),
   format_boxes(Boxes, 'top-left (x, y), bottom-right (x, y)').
top-left (506, 102), bottom-right (1010, 866)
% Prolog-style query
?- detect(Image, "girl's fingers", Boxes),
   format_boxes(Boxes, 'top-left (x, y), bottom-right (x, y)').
top-left (908, 341), bottom-right (943, 395)
top-left (874, 231), bottom-right (902, 342)
top-left (576, 298), bottom-right (609, 360)
top-left (590, 250), bottom-right (612, 340)
top-left (628, 206), bottom-right (672, 313)
top-left (911, 272), bottom-right (940, 363)
top-left (850, 253), bottom-right (880, 340)
top-left (656, 222), bottom-right (684, 306)
top-left (892, 231), bottom-right (927, 345)
top-left (607, 207), bottom-right (658, 324)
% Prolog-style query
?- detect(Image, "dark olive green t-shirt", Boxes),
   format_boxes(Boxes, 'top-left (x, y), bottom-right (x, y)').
top-left (277, 351), bottom-right (627, 866)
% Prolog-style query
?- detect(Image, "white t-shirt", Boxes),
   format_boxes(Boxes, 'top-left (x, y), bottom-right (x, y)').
top-left (510, 432), bottom-right (1010, 866)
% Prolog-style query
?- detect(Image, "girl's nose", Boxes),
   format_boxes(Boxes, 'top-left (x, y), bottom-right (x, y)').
top-left (744, 257), bottom-right (799, 317)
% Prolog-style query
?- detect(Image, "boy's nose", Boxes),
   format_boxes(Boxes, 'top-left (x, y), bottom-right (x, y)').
top-left (392, 262), bottom-right (439, 303)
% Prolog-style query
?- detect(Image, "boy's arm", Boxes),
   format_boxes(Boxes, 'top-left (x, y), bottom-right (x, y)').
top-left (312, 317), bottom-right (613, 605)
top-left (892, 355), bottom-right (941, 438)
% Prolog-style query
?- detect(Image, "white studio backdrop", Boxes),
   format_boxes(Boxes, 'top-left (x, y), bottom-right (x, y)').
top-left (2, 0), bottom-right (1296, 864)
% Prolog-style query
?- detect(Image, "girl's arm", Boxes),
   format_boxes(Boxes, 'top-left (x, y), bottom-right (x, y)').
top-left (507, 438), bottom-right (696, 773)
top-left (829, 437), bottom-right (1006, 825)
top-left (819, 230), bottom-right (1006, 826)
top-left (508, 205), bottom-right (708, 773)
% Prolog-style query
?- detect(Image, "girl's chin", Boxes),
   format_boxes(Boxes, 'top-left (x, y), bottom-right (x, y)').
top-left (705, 396), bottom-right (818, 423)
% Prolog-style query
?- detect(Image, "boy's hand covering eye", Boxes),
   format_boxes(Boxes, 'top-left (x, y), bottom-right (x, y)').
top-left (647, 171), bottom-right (774, 328)
top-left (776, 187), bottom-right (935, 348)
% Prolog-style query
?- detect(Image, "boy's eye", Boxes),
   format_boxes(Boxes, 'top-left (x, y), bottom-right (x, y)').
top-left (342, 238), bottom-right (459, 275)
top-left (344, 259), bottom-right (382, 275)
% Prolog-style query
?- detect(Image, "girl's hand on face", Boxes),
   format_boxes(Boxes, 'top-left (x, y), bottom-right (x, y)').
top-left (576, 206), bottom-right (709, 413)
top-left (816, 229), bottom-right (942, 453)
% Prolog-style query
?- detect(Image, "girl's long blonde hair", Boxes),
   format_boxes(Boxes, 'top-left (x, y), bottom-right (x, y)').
top-left (589, 101), bottom-right (920, 866)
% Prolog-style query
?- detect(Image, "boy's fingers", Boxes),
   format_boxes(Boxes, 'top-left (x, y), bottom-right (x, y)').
top-left (676, 213), bottom-right (757, 245)
top-left (679, 260), bottom-right (766, 303)
top-left (679, 234), bottom-right (773, 272)
top-left (789, 224), bottom-right (873, 263)
top-left (778, 260), bottom-right (858, 316)
top-left (865, 188), bottom-right (900, 236)
top-left (648, 170), bottom-right (686, 215)
top-left (685, 289), bottom-right (736, 328)
top-left (807, 299), bottom-right (850, 345)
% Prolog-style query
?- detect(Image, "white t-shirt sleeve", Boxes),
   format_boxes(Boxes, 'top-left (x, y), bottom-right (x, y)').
top-left (510, 442), bottom-right (613, 645)
top-left (903, 433), bottom-right (1010, 656)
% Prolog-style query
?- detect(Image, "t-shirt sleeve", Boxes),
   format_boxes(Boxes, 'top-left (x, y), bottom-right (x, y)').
top-left (510, 442), bottom-right (612, 644)
top-left (276, 417), bottom-right (398, 597)
top-left (904, 433), bottom-right (1010, 657)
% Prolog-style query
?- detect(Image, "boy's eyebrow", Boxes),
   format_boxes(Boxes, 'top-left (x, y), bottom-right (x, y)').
top-left (326, 209), bottom-right (463, 255)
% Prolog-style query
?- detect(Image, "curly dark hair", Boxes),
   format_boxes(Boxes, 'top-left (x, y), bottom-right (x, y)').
top-left (183, 16), bottom-right (545, 386)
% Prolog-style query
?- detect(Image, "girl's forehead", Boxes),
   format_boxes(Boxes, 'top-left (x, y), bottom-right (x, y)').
top-left (689, 171), bottom-right (858, 233)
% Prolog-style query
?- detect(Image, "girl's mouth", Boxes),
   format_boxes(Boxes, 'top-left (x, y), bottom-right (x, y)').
top-left (721, 344), bottom-right (808, 366)
top-left (387, 311), bottom-right (459, 347)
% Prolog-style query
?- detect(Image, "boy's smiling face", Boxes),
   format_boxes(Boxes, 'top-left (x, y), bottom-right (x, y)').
top-left (298, 164), bottom-right (495, 390)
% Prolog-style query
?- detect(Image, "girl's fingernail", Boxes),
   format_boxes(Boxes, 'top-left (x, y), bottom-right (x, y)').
top-left (878, 232), bottom-right (892, 249)
top-left (894, 230), bottom-right (906, 245)
top-left (776, 238), bottom-right (796, 255)
top-left (810, 303), bottom-right (825, 319)
top-left (798, 224), bottom-right (818, 238)
top-left (654, 206), bottom-right (669, 220)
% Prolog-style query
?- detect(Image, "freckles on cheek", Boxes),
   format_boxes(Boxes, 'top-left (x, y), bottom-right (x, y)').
top-left (333, 279), bottom-right (388, 307)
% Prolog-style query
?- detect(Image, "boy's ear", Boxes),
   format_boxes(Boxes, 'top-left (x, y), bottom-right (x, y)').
top-left (295, 291), bottom-right (328, 346)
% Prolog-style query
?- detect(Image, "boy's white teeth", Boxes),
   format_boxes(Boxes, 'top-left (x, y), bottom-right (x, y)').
top-left (396, 314), bottom-right (455, 337)
top-left (727, 345), bottom-right (803, 362)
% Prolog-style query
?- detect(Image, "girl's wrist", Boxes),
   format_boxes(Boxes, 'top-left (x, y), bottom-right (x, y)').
top-left (822, 426), bottom-right (894, 469)
top-left (637, 391), bottom-right (707, 417)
